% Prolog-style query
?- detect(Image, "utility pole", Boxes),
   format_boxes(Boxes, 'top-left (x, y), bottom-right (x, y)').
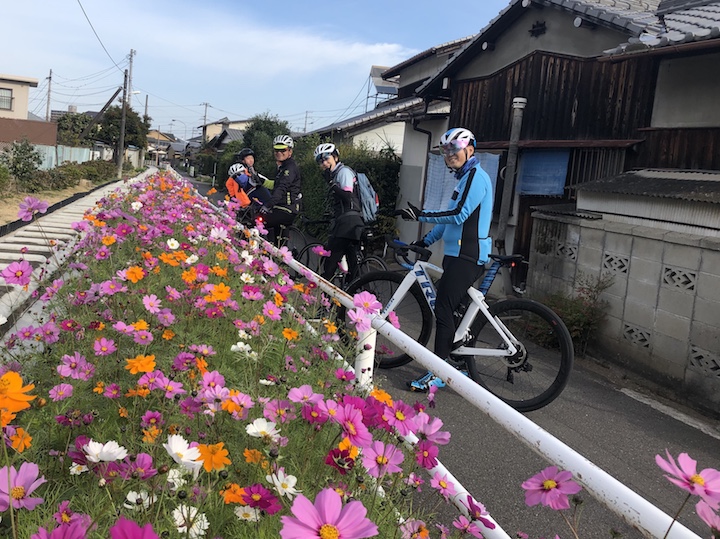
top-left (117, 69), bottom-right (128, 179)
top-left (200, 102), bottom-right (209, 141)
top-left (303, 111), bottom-right (310, 133)
top-left (45, 69), bottom-right (52, 121)
top-left (144, 95), bottom-right (148, 119)
top-left (127, 49), bottom-right (136, 105)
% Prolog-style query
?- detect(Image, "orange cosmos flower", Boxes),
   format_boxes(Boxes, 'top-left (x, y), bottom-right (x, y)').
top-left (274, 292), bottom-right (284, 307)
top-left (324, 320), bottom-right (337, 334)
top-left (0, 371), bottom-right (36, 414)
top-left (339, 438), bottom-right (359, 459)
top-left (207, 187), bottom-right (217, 195)
top-left (118, 407), bottom-right (129, 418)
top-left (132, 320), bottom-right (149, 331)
top-left (125, 354), bottom-right (156, 375)
top-left (10, 428), bottom-right (32, 452)
top-left (216, 251), bottom-right (228, 261)
top-left (159, 252), bottom-right (179, 266)
top-left (126, 266), bottom-right (145, 283)
top-left (181, 267), bottom-right (197, 284)
top-left (370, 388), bottom-right (393, 406)
top-left (211, 265), bottom-right (228, 277)
top-left (162, 329), bottom-right (175, 340)
top-left (220, 483), bottom-right (245, 504)
top-left (243, 448), bottom-right (263, 464)
top-left (253, 314), bottom-right (265, 326)
top-left (282, 328), bottom-right (299, 341)
top-left (0, 410), bottom-right (17, 428)
top-left (101, 235), bottom-right (116, 246)
top-left (142, 425), bottom-right (160, 444)
top-left (93, 382), bottom-right (105, 394)
top-left (204, 282), bottom-right (231, 303)
top-left (198, 442), bottom-right (231, 472)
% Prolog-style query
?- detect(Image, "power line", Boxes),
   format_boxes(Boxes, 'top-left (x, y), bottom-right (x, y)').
top-left (330, 76), bottom-right (371, 124)
top-left (76, 0), bottom-right (124, 72)
top-left (53, 63), bottom-right (124, 82)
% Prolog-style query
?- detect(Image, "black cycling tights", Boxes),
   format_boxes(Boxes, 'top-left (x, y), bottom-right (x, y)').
top-left (434, 256), bottom-right (485, 360)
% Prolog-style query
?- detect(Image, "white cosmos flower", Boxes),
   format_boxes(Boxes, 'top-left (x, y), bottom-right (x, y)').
top-left (234, 506), bottom-right (261, 522)
top-left (124, 489), bottom-right (157, 510)
top-left (237, 329), bottom-right (250, 340)
top-left (162, 435), bottom-right (202, 477)
top-left (69, 463), bottom-right (88, 475)
top-left (247, 351), bottom-right (259, 361)
top-left (246, 418), bottom-right (280, 441)
top-left (267, 469), bottom-right (300, 500)
top-left (131, 201), bottom-right (143, 211)
top-left (166, 468), bottom-right (188, 491)
top-left (240, 250), bottom-right (253, 264)
top-left (209, 227), bottom-right (228, 241)
top-left (83, 440), bottom-right (128, 462)
top-left (185, 254), bottom-right (199, 265)
top-left (167, 238), bottom-right (180, 249)
top-left (230, 341), bottom-right (252, 353)
top-left (239, 273), bottom-right (255, 284)
top-left (173, 504), bottom-right (209, 538)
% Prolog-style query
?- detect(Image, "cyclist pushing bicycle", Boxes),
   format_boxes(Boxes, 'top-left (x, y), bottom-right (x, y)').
top-left (397, 127), bottom-right (494, 392)
top-left (314, 143), bottom-right (366, 281)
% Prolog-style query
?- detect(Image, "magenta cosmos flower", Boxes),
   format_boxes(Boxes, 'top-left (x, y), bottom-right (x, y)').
top-left (0, 462), bottom-right (47, 511)
top-left (18, 196), bottom-right (49, 221)
top-left (362, 440), bottom-right (404, 478)
top-left (280, 487), bottom-right (378, 539)
top-left (521, 465), bottom-right (582, 510)
top-left (109, 516), bottom-right (160, 539)
top-left (2, 259), bottom-right (34, 287)
top-left (697, 500), bottom-right (720, 533)
top-left (656, 450), bottom-right (720, 509)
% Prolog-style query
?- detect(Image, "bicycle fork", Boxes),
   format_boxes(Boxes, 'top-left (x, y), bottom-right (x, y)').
top-left (452, 288), bottom-right (519, 358)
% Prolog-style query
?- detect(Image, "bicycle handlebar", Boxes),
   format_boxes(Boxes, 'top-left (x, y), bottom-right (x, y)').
top-left (385, 236), bottom-right (432, 264)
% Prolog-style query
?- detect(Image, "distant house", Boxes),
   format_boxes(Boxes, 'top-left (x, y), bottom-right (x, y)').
top-left (206, 127), bottom-right (245, 153)
top-left (200, 117), bottom-right (251, 143)
top-left (0, 73), bottom-right (56, 147)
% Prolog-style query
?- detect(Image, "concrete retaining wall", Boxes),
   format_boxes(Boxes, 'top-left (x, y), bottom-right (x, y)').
top-left (528, 212), bottom-right (720, 414)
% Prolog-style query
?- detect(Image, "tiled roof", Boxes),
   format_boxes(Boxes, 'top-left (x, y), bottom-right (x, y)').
top-left (577, 168), bottom-right (720, 203)
top-left (381, 36), bottom-right (475, 78)
top-left (417, 0), bottom-right (663, 96)
top-left (605, 2), bottom-right (720, 54)
top-left (305, 97), bottom-right (424, 136)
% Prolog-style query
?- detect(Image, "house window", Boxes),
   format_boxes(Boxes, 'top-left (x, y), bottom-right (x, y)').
top-left (0, 88), bottom-right (12, 110)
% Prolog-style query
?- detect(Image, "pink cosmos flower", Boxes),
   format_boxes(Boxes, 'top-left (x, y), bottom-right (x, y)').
top-left (413, 412), bottom-right (451, 445)
top-left (387, 310), bottom-right (401, 329)
top-left (384, 400), bottom-right (416, 437)
top-left (287, 384), bottom-right (323, 405)
top-left (353, 291), bottom-right (382, 314)
top-left (453, 515), bottom-right (484, 538)
top-left (140, 411), bottom-right (164, 428)
top-left (40, 321), bottom-right (60, 344)
top-left (31, 519), bottom-right (91, 539)
top-left (277, 246), bottom-right (294, 264)
top-left (280, 488), bottom-right (378, 539)
top-left (241, 483), bottom-right (282, 515)
top-left (405, 472), bottom-right (425, 492)
top-left (521, 466), bottom-right (582, 510)
top-left (697, 500), bottom-right (720, 533)
top-left (17, 196), bottom-right (49, 221)
top-left (656, 450), bottom-right (720, 508)
top-left (161, 380), bottom-right (186, 399)
top-left (462, 495), bottom-right (496, 530)
top-left (93, 337), bottom-right (117, 356)
top-left (103, 383), bottom-right (123, 399)
top-left (264, 399), bottom-right (296, 424)
top-left (262, 301), bottom-right (283, 321)
top-left (333, 404), bottom-right (373, 448)
top-left (108, 516), bottom-right (160, 539)
top-left (347, 309), bottom-right (371, 333)
top-left (431, 472), bottom-right (457, 501)
top-left (400, 519), bottom-right (429, 539)
top-left (335, 368), bottom-right (356, 382)
top-left (415, 440), bottom-right (439, 469)
top-left (362, 440), bottom-right (404, 478)
top-left (57, 352), bottom-right (89, 379)
top-left (133, 330), bottom-right (154, 345)
top-left (2, 259), bottom-right (34, 286)
top-left (0, 462), bottom-right (47, 511)
top-left (263, 259), bottom-right (280, 277)
top-left (311, 244), bottom-right (331, 257)
top-left (142, 294), bottom-right (162, 314)
top-left (49, 383), bottom-right (74, 402)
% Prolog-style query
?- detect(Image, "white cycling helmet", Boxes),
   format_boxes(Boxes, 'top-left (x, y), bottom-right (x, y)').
top-left (273, 134), bottom-right (294, 150)
top-left (314, 143), bottom-right (337, 162)
top-left (228, 163), bottom-right (246, 177)
top-left (439, 128), bottom-right (475, 149)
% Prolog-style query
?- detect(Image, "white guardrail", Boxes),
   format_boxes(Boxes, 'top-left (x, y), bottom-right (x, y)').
top-left (262, 239), bottom-right (701, 539)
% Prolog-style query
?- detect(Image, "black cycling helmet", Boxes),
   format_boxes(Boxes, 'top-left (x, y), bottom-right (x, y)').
top-left (236, 148), bottom-right (255, 160)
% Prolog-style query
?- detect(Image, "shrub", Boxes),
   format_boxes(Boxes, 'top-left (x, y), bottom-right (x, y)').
top-left (541, 271), bottom-right (614, 356)
top-left (79, 160), bottom-right (116, 184)
top-left (0, 163), bottom-right (9, 192)
top-left (0, 137), bottom-right (42, 189)
top-left (49, 163), bottom-right (83, 190)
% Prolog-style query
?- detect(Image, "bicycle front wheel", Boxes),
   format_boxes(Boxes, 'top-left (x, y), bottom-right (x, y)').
top-left (281, 226), bottom-right (307, 257)
top-left (342, 271), bottom-right (433, 369)
top-left (357, 255), bottom-right (388, 276)
top-left (465, 298), bottom-right (573, 412)
top-left (296, 242), bottom-right (326, 275)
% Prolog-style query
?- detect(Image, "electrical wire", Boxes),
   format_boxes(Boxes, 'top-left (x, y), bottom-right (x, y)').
top-left (330, 76), bottom-right (370, 124)
top-left (76, 0), bottom-right (124, 72)
top-left (53, 63), bottom-right (125, 82)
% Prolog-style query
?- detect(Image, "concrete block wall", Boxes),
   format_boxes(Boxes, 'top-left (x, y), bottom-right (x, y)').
top-left (528, 213), bottom-right (720, 414)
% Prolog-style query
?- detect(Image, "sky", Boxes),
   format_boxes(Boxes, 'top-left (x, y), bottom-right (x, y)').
top-left (5, 0), bottom-right (510, 138)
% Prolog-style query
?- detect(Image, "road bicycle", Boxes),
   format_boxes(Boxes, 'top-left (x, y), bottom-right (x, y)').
top-left (296, 224), bottom-right (388, 289)
top-left (340, 240), bottom-right (574, 412)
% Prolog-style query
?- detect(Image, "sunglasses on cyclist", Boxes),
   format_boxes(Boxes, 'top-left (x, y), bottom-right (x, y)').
top-left (274, 147), bottom-right (289, 153)
top-left (315, 153), bottom-right (332, 163)
top-left (439, 138), bottom-right (471, 156)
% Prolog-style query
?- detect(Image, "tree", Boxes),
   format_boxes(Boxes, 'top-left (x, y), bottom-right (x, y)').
top-left (0, 138), bottom-right (42, 190)
top-left (96, 105), bottom-right (149, 156)
top-left (240, 112), bottom-right (292, 178)
top-left (56, 113), bottom-right (96, 147)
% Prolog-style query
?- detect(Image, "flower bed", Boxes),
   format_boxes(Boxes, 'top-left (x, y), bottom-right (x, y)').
top-left (0, 173), bottom-right (494, 538)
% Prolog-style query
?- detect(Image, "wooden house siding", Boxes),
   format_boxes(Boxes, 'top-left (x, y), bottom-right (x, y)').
top-left (450, 51), bottom-right (658, 142)
top-left (629, 128), bottom-right (720, 170)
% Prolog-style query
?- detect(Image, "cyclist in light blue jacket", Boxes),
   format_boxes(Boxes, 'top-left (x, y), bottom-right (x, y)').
top-left (398, 127), bottom-right (493, 391)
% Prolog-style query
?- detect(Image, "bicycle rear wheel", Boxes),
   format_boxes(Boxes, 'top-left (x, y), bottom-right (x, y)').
top-left (279, 226), bottom-right (307, 257)
top-left (296, 242), bottom-right (326, 275)
top-left (341, 271), bottom-right (433, 369)
top-left (357, 255), bottom-right (387, 276)
top-left (464, 298), bottom-right (573, 412)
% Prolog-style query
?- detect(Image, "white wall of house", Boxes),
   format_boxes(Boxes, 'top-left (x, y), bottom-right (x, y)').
top-left (204, 120), bottom-right (250, 141)
top-left (458, 9), bottom-right (625, 80)
top-left (0, 74), bottom-right (38, 120)
top-left (651, 51), bottom-right (720, 128)
top-left (351, 122), bottom-right (406, 154)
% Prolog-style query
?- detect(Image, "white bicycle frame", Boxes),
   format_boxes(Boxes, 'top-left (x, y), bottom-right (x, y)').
top-left (379, 259), bottom-right (519, 358)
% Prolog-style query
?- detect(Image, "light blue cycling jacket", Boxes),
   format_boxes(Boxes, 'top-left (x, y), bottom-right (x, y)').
top-left (419, 156), bottom-right (493, 265)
